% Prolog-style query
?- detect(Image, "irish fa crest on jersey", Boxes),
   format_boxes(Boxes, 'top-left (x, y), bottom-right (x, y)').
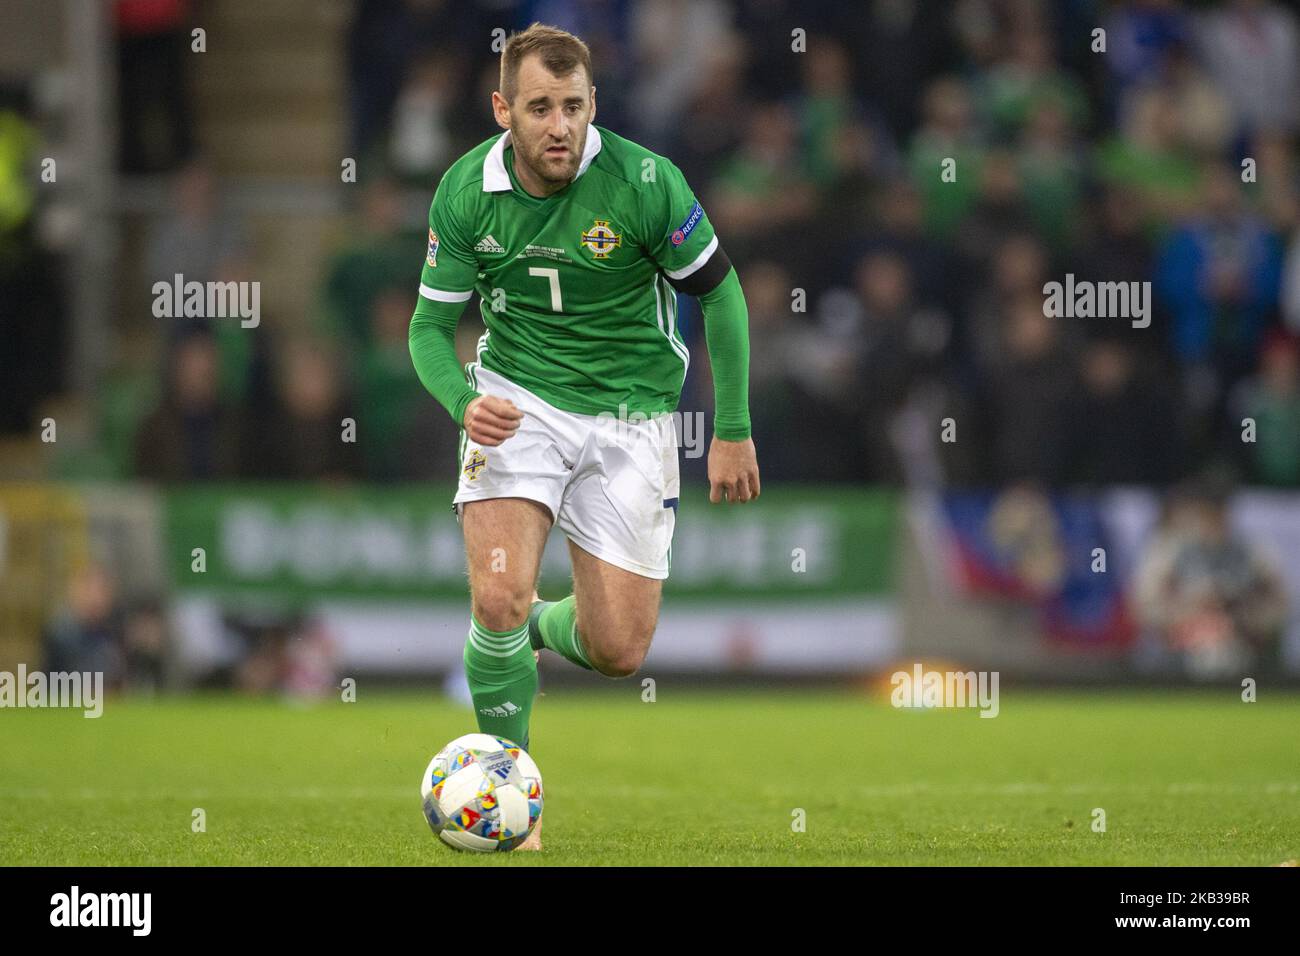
top-left (426, 229), bottom-right (439, 268)
top-left (463, 447), bottom-right (487, 481)
top-left (580, 219), bottom-right (622, 259)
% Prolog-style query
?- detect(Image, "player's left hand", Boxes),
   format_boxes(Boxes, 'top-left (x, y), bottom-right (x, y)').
top-left (708, 437), bottom-right (760, 504)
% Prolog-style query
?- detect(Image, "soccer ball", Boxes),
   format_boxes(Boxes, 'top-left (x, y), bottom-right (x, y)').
top-left (420, 733), bottom-right (543, 852)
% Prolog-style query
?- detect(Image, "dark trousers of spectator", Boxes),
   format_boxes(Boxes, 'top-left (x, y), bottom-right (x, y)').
top-left (0, 241), bottom-right (64, 433)
top-left (117, 30), bottom-right (194, 174)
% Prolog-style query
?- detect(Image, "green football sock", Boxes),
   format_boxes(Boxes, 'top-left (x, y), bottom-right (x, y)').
top-left (527, 595), bottom-right (593, 670)
top-left (463, 617), bottom-right (537, 750)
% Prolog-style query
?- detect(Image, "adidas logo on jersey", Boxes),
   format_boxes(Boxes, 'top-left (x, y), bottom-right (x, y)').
top-left (475, 235), bottom-right (506, 254)
top-left (479, 701), bottom-right (521, 717)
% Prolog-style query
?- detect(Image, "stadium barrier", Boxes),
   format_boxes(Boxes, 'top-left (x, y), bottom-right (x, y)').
top-left (3, 483), bottom-right (1297, 681)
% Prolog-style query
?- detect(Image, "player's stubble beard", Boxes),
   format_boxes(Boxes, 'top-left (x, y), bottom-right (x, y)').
top-left (512, 118), bottom-right (586, 191)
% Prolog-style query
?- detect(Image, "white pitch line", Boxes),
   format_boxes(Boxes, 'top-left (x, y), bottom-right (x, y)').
top-left (0, 782), bottom-right (1296, 802)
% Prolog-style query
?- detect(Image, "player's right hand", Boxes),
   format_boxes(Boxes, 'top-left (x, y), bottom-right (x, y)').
top-left (463, 395), bottom-right (524, 446)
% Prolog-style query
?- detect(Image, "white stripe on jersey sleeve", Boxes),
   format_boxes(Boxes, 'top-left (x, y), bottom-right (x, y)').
top-left (419, 283), bottom-right (474, 303)
top-left (664, 235), bottom-right (719, 281)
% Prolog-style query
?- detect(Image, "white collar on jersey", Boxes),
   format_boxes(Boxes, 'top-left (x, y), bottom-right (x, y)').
top-left (482, 123), bottom-right (603, 192)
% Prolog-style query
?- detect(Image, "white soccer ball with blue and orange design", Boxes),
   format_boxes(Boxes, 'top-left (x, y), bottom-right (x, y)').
top-left (420, 733), bottom-right (543, 852)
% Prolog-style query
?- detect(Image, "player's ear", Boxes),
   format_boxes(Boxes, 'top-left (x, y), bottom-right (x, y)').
top-left (491, 91), bottom-right (512, 131)
top-left (588, 86), bottom-right (596, 123)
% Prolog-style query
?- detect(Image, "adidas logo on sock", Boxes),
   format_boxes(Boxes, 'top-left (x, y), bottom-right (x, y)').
top-left (475, 234), bottom-right (505, 254)
top-left (479, 701), bottom-right (521, 717)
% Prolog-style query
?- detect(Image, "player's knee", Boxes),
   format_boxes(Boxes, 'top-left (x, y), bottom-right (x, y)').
top-left (471, 584), bottom-right (532, 633)
top-left (591, 649), bottom-right (642, 679)
top-left (586, 629), bottom-right (652, 678)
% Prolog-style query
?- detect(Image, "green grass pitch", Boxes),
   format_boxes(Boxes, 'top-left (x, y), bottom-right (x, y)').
top-left (1, 688), bottom-right (1296, 866)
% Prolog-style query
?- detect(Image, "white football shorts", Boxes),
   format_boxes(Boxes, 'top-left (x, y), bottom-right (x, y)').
top-left (453, 366), bottom-right (680, 579)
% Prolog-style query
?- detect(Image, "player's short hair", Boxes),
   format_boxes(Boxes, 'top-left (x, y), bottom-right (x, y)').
top-left (499, 23), bottom-right (592, 105)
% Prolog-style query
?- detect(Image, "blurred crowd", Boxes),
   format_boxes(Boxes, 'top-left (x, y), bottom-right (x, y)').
top-left (1132, 477), bottom-right (1288, 678)
top-left (39, 557), bottom-right (339, 695)
top-left (4, 0), bottom-right (1300, 492)
top-left (41, 563), bottom-right (167, 693)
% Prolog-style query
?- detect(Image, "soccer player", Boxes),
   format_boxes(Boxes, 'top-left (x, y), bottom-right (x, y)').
top-left (409, 23), bottom-right (758, 849)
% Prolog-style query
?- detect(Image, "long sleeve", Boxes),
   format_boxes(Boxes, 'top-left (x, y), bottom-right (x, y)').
top-left (636, 154), bottom-right (751, 441)
top-left (410, 168), bottom-right (482, 426)
top-left (409, 293), bottom-right (479, 426)
top-left (698, 266), bottom-right (751, 441)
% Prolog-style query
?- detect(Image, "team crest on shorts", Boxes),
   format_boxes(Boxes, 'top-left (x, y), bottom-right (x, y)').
top-left (580, 219), bottom-right (622, 259)
top-left (463, 447), bottom-right (487, 480)
top-left (426, 229), bottom-right (439, 268)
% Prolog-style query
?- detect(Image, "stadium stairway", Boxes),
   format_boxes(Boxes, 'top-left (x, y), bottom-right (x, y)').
top-left (185, 0), bottom-right (352, 328)
top-left (192, 0), bottom-right (349, 178)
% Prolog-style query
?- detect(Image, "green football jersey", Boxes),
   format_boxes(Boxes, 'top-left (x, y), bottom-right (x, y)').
top-left (418, 124), bottom-right (725, 419)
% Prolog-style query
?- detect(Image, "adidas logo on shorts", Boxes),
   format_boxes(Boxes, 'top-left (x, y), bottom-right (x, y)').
top-left (475, 234), bottom-right (506, 254)
top-left (479, 701), bottom-right (521, 717)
